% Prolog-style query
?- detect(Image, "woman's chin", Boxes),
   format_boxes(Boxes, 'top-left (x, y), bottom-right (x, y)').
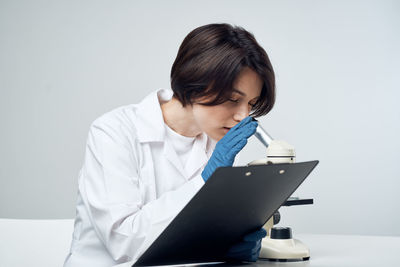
top-left (204, 130), bottom-right (224, 142)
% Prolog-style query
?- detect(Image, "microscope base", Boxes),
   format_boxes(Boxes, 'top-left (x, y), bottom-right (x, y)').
top-left (259, 237), bottom-right (310, 261)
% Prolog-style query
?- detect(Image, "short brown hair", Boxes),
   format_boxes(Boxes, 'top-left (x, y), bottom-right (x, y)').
top-left (170, 23), bottom-right (275, 117)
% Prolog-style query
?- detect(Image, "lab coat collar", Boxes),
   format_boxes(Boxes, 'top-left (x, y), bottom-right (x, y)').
top-left (135, 89), bottom-right (209, 151)
top-left (135, 89), bottom-right (211, 178)
top-left (135, 89), bottom-right (171, 143)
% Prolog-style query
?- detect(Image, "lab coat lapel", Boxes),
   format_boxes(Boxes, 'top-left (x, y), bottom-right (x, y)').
top-left (184, 133), bottom-right (209, 179)
top-left (163, 138), bottom-right (187, 178)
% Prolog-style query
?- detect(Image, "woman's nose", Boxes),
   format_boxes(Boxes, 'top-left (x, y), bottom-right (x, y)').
top-left (233, 105), bottom-right (250, 122)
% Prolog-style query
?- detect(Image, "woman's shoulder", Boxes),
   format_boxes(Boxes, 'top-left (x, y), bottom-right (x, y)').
top-left (88, 104), bottom-right (141, 144)
top-left (92, 104), bottom-right (138, 126)
top-left (87, 89), bottom-right (168, 144)
top-left (91, 89), bottom-right (161, 130)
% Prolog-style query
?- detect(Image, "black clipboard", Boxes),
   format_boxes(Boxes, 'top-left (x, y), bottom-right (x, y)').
top-left (134, 160), bottom-right (319, 266)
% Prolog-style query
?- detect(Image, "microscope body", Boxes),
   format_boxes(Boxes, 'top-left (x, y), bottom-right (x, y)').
top-left (248, 139), bottom-right (296, 236)
top-left (248, 140), bottom-right (296, 165)
top-left (249, 124), bottom-right (310, 261)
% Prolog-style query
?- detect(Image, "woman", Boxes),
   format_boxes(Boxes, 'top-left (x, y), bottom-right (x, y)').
top-left (64, 23), bottom-right (275, 267)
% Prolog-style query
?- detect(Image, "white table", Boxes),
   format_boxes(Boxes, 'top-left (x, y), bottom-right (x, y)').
top-left (115, 234), bottom-right (400, 267)
top-left (0, 219), bottom-right (74, 267)
top-left (1, 219), bottom-right (398, 267)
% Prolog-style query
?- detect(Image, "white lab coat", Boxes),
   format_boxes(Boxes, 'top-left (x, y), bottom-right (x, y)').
top-left (64, 89), bottom-right (217, 267)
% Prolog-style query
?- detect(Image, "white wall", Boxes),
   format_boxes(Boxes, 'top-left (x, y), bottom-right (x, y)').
top-left (0, 0), bottom-right (399, 236)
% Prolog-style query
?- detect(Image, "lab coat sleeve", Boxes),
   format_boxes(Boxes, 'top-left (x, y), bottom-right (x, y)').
top-left (79, 117), bottom-right (205, 262)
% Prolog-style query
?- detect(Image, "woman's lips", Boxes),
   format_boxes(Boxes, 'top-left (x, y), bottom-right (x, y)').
top-left (222, 127), bottom-right (231, 133)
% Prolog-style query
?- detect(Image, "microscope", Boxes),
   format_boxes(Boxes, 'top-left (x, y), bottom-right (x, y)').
top-left (249, 122), bottom-right (312, 261)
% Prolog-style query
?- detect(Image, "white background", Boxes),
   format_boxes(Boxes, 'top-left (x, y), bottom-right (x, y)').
top-left (1, 0), bottom-right (399, 236)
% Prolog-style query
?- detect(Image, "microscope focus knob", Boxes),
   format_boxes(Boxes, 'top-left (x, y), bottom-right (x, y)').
top-left (270, 227), bottom-right (293, 239)
top-left (273, 211), bottom-right (281, 225)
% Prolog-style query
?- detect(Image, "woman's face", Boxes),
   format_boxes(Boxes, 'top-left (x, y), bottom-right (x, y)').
top-left (192, 67), bottom-right (263, 141)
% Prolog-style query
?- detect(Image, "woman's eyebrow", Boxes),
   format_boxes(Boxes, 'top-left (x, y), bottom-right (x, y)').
top-left (233, 88), bottom-right (259, 100)
top-left (232, 88), bottom-right (246, 96)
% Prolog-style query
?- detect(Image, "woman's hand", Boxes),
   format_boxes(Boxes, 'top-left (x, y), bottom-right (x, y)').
top-left (225, 228), bottom-right (267, 262)
top-left (201, 116), bottom-right (258, 182)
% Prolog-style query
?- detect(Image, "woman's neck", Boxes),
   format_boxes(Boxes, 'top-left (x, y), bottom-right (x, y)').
top-left (160, 97), bottom-right (202, 137)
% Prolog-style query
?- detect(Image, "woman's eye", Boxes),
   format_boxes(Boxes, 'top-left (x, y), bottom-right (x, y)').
top-left (228, 98), bottom-right (240, 103)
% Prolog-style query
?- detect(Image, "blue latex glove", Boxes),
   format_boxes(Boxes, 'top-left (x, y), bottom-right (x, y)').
top-left (225, 228), bottom-right (267, 262)
top-left (201, 116), bottom-right (258, 182)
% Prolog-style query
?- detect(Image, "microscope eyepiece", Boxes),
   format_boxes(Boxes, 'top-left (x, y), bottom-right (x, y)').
top-left (253, 122), bottom-right (273, 148)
